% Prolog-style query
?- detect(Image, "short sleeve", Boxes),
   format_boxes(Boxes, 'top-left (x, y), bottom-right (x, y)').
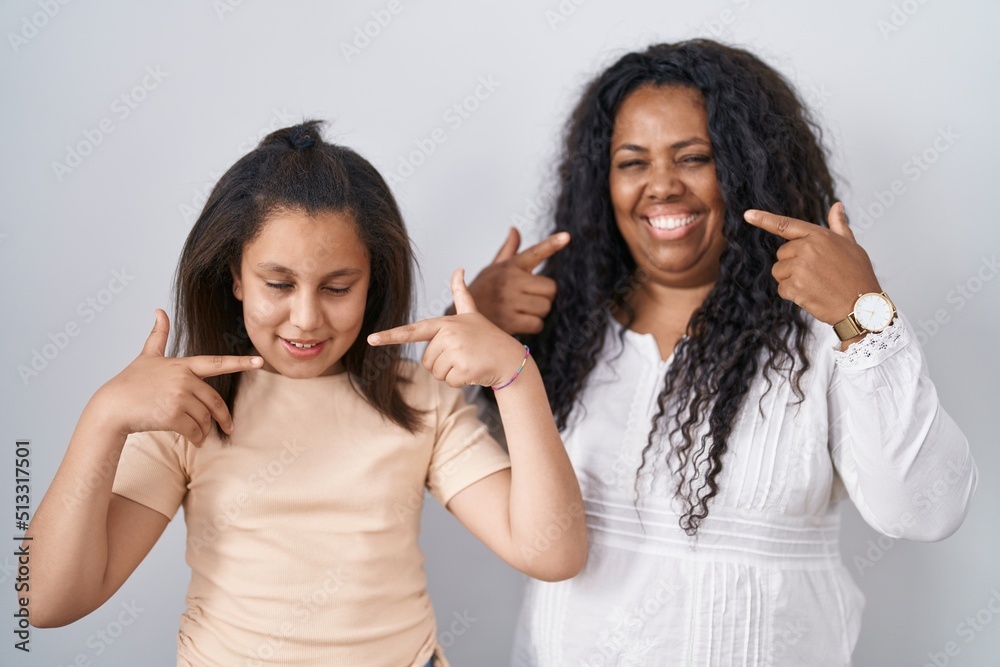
top-left (112, 430), bottom-right (190, 520)
top-left (426, 381), bottom-right (511, 507)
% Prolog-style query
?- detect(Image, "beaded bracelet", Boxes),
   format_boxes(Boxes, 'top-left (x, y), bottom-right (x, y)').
top-left (491, 345), bottom-right (530, 391)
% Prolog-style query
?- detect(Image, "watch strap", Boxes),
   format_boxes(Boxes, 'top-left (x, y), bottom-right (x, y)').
top-left (833, 312), bottom-right (864, 341)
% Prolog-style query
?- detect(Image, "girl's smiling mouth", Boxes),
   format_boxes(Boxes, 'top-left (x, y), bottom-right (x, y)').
top-left (280, 337), bottom-right (327, 358)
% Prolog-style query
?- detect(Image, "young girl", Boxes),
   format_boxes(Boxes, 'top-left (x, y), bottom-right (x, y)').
top-left (25, 121), bottom-right (587, 666)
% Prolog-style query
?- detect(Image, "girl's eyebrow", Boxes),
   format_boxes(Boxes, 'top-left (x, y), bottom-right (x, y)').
top-left (256, 262), bottom-right (364, 279)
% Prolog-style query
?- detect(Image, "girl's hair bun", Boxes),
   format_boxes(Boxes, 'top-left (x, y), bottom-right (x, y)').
top-left (288, 125), bottom-right (317, 150)
top-left (259, 119), bottom-right (322, 151)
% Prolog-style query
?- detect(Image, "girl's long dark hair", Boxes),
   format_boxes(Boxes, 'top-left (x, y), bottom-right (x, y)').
top-left (527, 40), bottom-right (837, 535)
top-left (173, 120), bottom-right (422, 439)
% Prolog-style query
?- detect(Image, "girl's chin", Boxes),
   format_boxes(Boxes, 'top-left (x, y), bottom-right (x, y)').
top-left (258, 357), bottom-right (345, 378)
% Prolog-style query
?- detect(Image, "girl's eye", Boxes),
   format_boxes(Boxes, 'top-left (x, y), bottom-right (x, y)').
top-left (266, 282), bottom-right (292, 291)
top-left (325, 287), bottom-right (351, 295)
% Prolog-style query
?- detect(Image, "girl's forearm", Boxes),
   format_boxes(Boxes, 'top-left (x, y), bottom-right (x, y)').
top-left (494, 359), bottom-right (587, 579)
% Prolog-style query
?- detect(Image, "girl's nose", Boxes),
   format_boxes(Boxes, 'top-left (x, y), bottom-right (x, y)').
top-left (289, 291), bottom-right (324, 332)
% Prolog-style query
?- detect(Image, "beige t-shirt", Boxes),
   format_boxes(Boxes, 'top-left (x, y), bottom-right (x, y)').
top-left (112, 363), bottom-right (511, 667)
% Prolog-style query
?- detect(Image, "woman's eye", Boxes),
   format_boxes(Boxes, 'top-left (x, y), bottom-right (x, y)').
top-left (265, 282), bottom-right (292, 291)
top-left (681, 155), bottom-right (711, 164)
top-left (325, 287), bottom-right (351, 295)
top-left (617, 160), bottom-right (646, 169)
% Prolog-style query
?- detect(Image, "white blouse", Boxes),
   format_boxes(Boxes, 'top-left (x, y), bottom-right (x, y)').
top-left (511, 314), bottom-right (976, 666)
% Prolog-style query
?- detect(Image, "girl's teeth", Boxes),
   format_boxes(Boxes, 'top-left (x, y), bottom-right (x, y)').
top-left (289, 340), bottom-right (318, 349)
top-left (648, 214), bottom-right (698, 230)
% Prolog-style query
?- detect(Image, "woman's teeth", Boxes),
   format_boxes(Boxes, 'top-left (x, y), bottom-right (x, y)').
top-left (286, 340), bottom-right (319, 349)
top-left (648, 214), bottom-right (698, 230)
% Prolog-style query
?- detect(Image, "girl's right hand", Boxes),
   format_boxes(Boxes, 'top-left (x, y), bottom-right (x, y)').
top-left (92, 309), bottom-right (262, 445)
top-left (368, 270), bottom-right (526, 389)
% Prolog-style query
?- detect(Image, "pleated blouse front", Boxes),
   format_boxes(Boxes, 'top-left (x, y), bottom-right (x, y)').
top-left (511, 315), bottom-right (976, 666)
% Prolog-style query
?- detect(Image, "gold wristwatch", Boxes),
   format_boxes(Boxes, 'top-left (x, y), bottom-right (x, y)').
top-left (833, 292), bottom-right (897, 341)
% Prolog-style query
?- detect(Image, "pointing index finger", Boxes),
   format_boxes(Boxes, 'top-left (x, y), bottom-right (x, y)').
top-left (511, 232), bottom-right (571, 272)
top-left (188, 354), bottom-right (263, 378)
top-left (744, 210), bottom-right (813, 241)
top-left (368, 318), bottom-right (444, 346)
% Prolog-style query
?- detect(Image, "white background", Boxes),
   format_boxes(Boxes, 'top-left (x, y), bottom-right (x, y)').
top-left (2, 1), bottom-right (998, 665)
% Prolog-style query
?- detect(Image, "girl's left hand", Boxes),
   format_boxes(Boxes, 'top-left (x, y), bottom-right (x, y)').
top-left (744, 202), bottom-right (882, 325)
top-left (367, 269), bottom-right (526, 388)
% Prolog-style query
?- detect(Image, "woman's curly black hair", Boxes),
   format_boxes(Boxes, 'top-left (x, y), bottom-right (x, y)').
top-left (525, 39), bottom-right (838, 535)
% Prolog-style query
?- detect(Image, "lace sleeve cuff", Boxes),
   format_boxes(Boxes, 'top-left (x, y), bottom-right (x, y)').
top-left (831, 315), bottom-right (911, 371)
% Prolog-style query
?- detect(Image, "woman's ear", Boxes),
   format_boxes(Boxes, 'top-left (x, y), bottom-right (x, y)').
top-left (230, 263), bottom-right (243, 301)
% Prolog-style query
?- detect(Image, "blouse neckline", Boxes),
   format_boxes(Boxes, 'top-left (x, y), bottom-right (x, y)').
top-left (608, 314), bottom-right (678, 365)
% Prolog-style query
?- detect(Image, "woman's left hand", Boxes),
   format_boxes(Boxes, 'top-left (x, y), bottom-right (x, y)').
top-left (744, 202), bottom-right (882, 325)
top-left (367, 268), bottom-right (526, 388)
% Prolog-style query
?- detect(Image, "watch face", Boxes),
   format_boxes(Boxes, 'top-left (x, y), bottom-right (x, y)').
top-left (854, 293), bottom-right (894, 332)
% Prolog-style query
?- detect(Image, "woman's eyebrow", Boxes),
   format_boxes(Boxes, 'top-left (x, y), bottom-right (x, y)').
top-left (611, 137), bottom-right (711, 155)
top-left (612, 143), bottom-right (649, 155)
top-left (256, 262), bottom-right (363, 279)
top-left (671, 137), bottom-right (711, 149)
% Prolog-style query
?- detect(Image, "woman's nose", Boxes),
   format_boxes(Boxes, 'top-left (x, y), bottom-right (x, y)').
top-left (646, 163), bottom-right (684, 199)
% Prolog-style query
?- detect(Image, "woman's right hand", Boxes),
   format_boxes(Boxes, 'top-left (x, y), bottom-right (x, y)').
top-left (92, 309), bottom-right (262, 445)
top-left (463, 228), bottom-right (570, 335)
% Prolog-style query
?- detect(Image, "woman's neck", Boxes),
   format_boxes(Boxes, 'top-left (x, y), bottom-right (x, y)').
top-left (615, 279), bottom-right (715, 361)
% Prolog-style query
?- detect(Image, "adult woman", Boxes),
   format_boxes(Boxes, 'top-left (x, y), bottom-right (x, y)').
top-left (465, 40), bottom-right (976, 665)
